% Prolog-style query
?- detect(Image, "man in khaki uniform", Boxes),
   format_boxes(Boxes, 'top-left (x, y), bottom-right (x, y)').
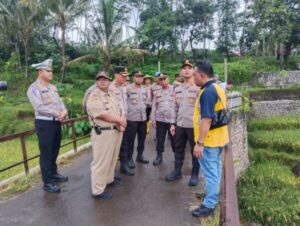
top-left (165, 60), bottom-right (200, 187)
top-left (109, 66), bottom-right (134, 176)
top-left (86, 71), bottom-right (126, 200)
top-left (151, 73), bottom-right (176, 165)
top-left (126, 70), bottom-right (150, 169)
top-left (27, 59), bottom-right (68, 193)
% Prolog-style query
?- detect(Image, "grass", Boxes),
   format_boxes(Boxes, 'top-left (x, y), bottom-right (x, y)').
top-left (248, 115), bottom-right (300, 131)
top-left (239, 114), bottom-right (300, 225)
top-left (248, 129), bottom-right (300, 154)
top-left (0, 134), bottom-right (90, 181)
top-left (238, 161), bottom-right (300, 226)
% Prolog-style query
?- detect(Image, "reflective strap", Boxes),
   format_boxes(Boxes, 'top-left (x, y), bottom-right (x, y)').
top-left (35, 116), bottom-right (58, 121)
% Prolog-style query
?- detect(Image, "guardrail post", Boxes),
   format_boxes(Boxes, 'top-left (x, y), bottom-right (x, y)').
top-left (20, 136), bottom-right (29, 175)
top-left (71, 121), bottom-right (77, 152)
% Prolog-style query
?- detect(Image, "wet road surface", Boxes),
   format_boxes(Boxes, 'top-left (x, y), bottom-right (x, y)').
top-left (0, 137), bottom-right (202, 226)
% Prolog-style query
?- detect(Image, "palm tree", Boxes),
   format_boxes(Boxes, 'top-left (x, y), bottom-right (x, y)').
top-left (68, 0), bottom-right (148, 71)
top-left (47, 0), bottom-right (89, 82)
top-left (0, 0), bottom-right (44, 78)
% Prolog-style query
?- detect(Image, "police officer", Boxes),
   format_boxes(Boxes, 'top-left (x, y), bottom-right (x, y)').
top-left (86, 71), bottom-right (126, 200)
top-left (126, 70), bottom-right (150, 168)
top-left (27, 59), bottom-right (68, 193)
top-left (109, 66), bottom-right (134, 176)
top-left (165, 60), bottom-right (200, 186)
top-left (151, 73), bottom-right (176, 165)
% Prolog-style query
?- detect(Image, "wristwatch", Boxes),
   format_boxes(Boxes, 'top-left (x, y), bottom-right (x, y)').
top-left (196, 141), bottom-right (204, 147)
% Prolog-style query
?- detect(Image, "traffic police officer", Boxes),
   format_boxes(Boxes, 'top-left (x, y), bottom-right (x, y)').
top-left (109, 66), bottom-right (134, 176)
top-left (126, 70), bottom-right (150, 168)
top-left (165, 60), bottom-right (201, 186)
top-left (86, 71), bottom-right (126, 200)
top-left (150, 73), bottom-right (176, 165)
top-left (27, 59), bottom-right (68, 193)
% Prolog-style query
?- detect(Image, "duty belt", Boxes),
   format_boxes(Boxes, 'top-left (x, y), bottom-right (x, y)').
top-left (100, 126), bottom-right (118, 131)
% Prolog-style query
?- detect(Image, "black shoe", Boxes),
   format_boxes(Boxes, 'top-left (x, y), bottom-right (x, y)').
top-left (107, 180), bottom-right (122, 188)
top-left (188, 169), bottom-right (199, 186)
top-left (120, 162), bottom-right (135, 176)
top-left (136, 155), bottom-right (149, 164)
top-left (114, 171), bottom-right (121, 181)
top-left (153, 155), bottom-right (163, 166)
top-left (192, 205), bottom-right (215, 217)
top-left (93, 191), bottom-right (112, 200)
top-left (165, 169), bottom-right (182, 181)
top-left (43, 183), bottom-right (60, 193)
top-left (128, 158), bottom-right (136, 168)
top-left (52, 174), bottom-right (68, 182)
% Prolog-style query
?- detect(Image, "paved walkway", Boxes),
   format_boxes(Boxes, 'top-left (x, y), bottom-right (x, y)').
top-left (0, 137), bottom-right (203, 226)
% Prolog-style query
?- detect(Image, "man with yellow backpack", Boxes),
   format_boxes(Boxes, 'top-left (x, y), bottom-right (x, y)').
top-left (192, 61), bottom-right (229, 218)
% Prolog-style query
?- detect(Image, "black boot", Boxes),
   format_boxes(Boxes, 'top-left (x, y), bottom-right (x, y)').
top-left (189, 167), bottom-right (199, 186)
top-left (128, 158), bottom-right (136, 168)
top-left (136, 154), bottom-right (149, 164)
top-left (153, 154), bottom-right (163, 166)
top-left (120, 162), bottom-right (134, 176)
top-left (165, 165), bottom-right (182, 181)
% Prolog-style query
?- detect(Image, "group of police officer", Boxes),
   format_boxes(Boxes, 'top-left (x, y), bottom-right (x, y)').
top-left (27, 57), bottom-right (229, 220)
top-left (27, 59), bottom-right (202, 199)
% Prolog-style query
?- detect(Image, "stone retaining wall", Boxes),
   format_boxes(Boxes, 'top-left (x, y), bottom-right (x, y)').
top-left (228, 93), bottom-right (249, 179)
top-left (253, 71), bottom-right (300, 87)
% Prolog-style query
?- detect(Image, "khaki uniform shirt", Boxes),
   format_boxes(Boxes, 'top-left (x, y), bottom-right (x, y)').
top-left (27, 79), bottom-right (67, 118)
top-left (174, 83), bottom-right (199, 128)
top-left (109, 81), bottom-right (127, 116)
top-left (151, 85), bottom-right (176, 124)
top-left (126, 84), bottom-right (149, 122)
top-left (86, 88), bottom-right (122, 127)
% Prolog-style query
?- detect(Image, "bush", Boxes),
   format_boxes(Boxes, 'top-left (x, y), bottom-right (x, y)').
top-left (238, 161), bottom-right (300, 225)
top-left (66, 63), bottom-right (102, 80)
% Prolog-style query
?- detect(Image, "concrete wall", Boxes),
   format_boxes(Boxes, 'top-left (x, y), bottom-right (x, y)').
top-left (228, 93), bottom-right (249, 179)
top-left (253, 71), bottom-right (300, 87)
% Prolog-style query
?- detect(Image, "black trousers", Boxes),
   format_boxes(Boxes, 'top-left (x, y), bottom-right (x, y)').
top-left (146, 107), bottom-right (152, 122)
top-left (119, 130), bottom-right (128, 163)
top-left (174, 126), bottom-right (200, 170)
top-left (156, 121), bottom-right (175, 154)
top-left (35, 119), bottom-right (62, 184)
top-left (127, 120), bottom-right (147, 159)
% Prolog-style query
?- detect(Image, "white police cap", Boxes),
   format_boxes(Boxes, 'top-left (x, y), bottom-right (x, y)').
top-left (32, 59), bottom-right (53, 71)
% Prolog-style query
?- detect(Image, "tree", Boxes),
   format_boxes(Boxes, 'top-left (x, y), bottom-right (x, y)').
top-left (0, 0), bottom-right (44, 78)
top-left (251, 0), bottom-right (300, 68)
top-left (69, 0), bottom-right (148, 71)
top-left (47, 0), bottom-right (88, 82)
top-left (138, 0), bottom-right (176, 60)
top-left (216, 0), bottom-right (239, 57)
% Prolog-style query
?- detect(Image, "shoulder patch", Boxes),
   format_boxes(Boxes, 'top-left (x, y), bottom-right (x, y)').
top-left (32, 88), bottom-right (40, 96)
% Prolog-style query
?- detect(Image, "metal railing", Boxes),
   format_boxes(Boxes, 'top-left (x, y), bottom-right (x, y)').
top-left (220, 144), bottom-right (240, 226)
top-left (0, 115), bottom-right (89, 175)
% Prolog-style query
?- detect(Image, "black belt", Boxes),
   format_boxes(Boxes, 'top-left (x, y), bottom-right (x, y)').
top-left (100, 126), bottom-right (118, 131)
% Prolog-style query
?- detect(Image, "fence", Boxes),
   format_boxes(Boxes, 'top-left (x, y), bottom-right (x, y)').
top-left (0, 115), bottom-right (89, 175)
